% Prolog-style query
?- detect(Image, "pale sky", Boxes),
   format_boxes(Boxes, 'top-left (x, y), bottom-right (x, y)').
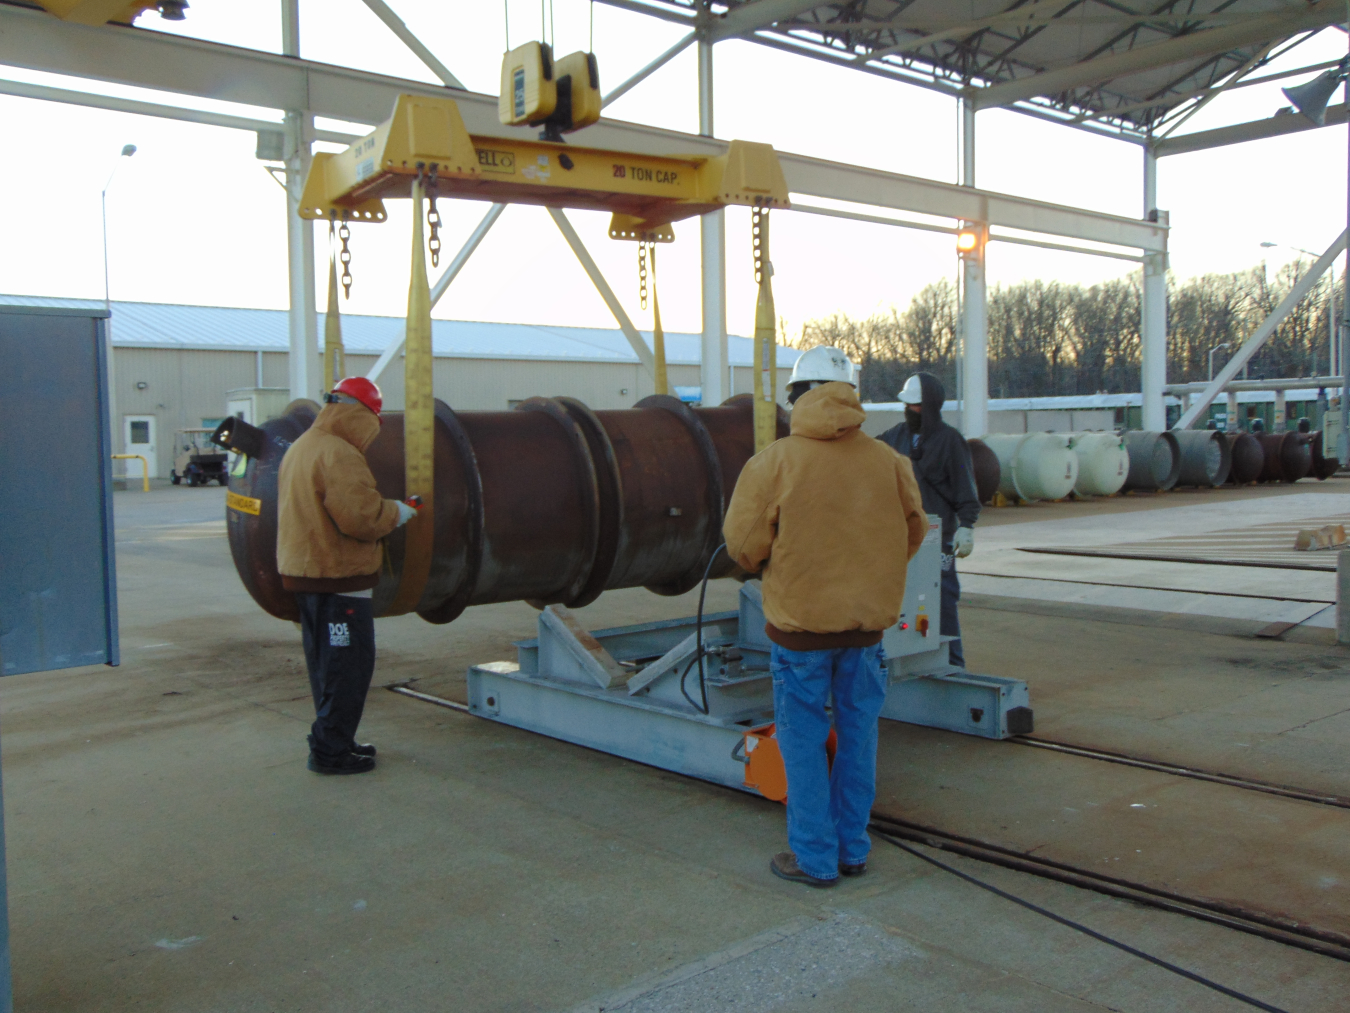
top-left (1, 1), bottom-right (1347, 341)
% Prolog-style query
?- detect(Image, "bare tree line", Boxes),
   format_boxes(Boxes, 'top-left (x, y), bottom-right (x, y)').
top-left (797, 261), bottom-right (1343, 404)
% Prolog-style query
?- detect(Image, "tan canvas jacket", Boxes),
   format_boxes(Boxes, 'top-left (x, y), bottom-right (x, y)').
top-left (276, 402), bottom-right (402, 593)
top-left (723, 381), bottom-right (927, 647)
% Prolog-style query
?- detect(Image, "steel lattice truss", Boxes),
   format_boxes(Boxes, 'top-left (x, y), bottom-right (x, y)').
top-left (599, 0), bottom-right (1345, 142)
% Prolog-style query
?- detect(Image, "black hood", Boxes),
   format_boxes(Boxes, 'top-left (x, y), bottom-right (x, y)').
top-left (906, 372), bottom-right (946, 434)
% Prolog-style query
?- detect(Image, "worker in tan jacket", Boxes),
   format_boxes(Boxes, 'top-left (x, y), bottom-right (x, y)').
top-left (277, 376), bottom-right (416, 775)
top-left (724, 347), bottom-right (926, 887)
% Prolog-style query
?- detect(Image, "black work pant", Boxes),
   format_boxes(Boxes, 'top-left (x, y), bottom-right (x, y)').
top-left (296, 592), bottom-right (375, 761)
top-left (940, 548), bottom-right (963, 668)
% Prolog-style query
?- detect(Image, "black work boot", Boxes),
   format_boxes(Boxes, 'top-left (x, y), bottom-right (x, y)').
top-left (307, 751), bottom-right (375, 775)
top-left (770, 852), bottom-right (837, 888)
top-left (839, 861), bottom-right (867, 877)
top-left (350, 742), bottom-right (377, 757)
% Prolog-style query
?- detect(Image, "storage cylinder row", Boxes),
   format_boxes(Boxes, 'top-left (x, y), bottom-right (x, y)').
top-left (964, 428), bottom-right (1338, 505)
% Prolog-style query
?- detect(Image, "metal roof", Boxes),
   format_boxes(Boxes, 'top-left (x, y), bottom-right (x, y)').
top-left (0, 295), bottom-right (801, 368)
top-left (605, 0), bottom-right (1344, 141)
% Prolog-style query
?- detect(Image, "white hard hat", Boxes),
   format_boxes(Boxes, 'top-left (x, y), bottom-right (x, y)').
top-left (788, 345), bottom-right (854, 387)
top-left (898, 375), bottom-right (923, 405)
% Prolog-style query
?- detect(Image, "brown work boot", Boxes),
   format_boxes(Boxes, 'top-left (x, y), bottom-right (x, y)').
top-left (770, 852), bottom-right (837, 888)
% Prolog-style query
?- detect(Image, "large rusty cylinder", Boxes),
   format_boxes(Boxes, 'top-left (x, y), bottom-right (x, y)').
top-left (218, 394), bottom-right (788, 624)
top-left (1255, 432), bottom-right (1312, 484)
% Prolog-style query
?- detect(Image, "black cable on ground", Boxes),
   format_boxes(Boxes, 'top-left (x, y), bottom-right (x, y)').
top-left (680, 544), bottom-right (726, 715)
top-left (874, 829), bottom-right (1291, 1013)
top-left (870, 812), bottom-right (1350, 956)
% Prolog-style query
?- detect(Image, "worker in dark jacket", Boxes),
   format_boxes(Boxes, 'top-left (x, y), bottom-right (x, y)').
top-left (877, 372), bottom-right (980, 667)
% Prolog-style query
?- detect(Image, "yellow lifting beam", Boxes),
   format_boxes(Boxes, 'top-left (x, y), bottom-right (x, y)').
top-left (34, 1), bottom-right (158, 25)
top-left (297, 94), bottom-right (789, 237)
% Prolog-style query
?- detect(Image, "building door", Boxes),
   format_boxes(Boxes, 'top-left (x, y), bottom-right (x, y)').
top-left (123, 414), bottom-right (158, 479)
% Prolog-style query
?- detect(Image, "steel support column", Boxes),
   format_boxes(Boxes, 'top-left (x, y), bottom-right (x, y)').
top-left (1342, 14), bottom-right (1350, 462)
top-left (283, 1), bottom-right (317, 403)
top-left (698, 39), bottom-right (727, 407)
top-left (960, 98), bottom-right (988, 438)
top-left (1141, 148), bottom-right (1167, 431)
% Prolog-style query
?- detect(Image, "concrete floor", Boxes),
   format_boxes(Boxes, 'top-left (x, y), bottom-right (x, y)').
top-left (5, 482), bottom-right (1350, 1011)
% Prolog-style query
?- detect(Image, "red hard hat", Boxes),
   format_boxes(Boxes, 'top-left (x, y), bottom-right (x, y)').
top-left (331, 376), bottom-right (383, 416)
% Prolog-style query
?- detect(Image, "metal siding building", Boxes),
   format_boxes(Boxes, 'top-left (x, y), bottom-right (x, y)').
top-left (0, 296), bottom-right (799, 478)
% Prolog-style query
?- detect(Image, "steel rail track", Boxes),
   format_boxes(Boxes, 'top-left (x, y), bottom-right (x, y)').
top-left (1011, 736), bottom-right (1350, 810)
top-left (389, 683), bottom-right (1350, 960)
top-left (868, 811), bottom-right (1350, 963)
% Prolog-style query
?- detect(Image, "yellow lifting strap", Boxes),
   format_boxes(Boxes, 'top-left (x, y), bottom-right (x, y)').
top-left (385, 176), bottom-right (436, 617)
top-left (651, 245), bottom-right (668, 397)
top-left (323, 221), bottom-right (346, 391)
top-left (751, 209), bottom-right (777, 454)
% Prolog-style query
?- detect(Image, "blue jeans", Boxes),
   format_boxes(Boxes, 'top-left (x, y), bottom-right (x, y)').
top-left (770, 643), bottom-right (888, 881)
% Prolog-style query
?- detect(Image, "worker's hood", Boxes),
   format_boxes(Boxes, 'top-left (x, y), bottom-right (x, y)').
top-left (790, 381), bottom-right (866, 440)
top-left (906, 372), bottom-right (946, 434)
top-left (313, 402), bottom-right (381, 453)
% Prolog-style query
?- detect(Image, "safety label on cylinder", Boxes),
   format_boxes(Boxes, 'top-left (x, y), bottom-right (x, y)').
top-left (226, 491), bottom-right (261, 516)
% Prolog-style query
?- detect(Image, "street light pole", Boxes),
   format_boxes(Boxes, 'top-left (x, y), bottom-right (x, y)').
top-left (1343, 3), bottom-right (1350, 461)
top-left (1208, 342), bottom-right (1230, 382)
top-left (100, 143), bottom-right (136, 478)
top-left (101, 144), bottom-right (137, 314)
top-left (1262, 240), bottom-right (1336, 376)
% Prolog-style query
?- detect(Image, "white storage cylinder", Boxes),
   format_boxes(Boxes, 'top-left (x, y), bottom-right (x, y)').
top-left (1067, 432), bottom-right (1128, 497)
top-left (981, 433), bottom-right (1079, 502)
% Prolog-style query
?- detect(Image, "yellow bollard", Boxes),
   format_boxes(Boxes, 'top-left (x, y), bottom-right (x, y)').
top-left (112, 454), bottom-right (150, 492)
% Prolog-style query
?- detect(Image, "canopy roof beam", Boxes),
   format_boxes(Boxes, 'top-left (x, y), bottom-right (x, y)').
top-left (1173, 229), bottom-right (1349, 430)
top-left (972, 0), bottom-right (1344, 111)
top-left (601, 31), bottom-right (695, 107)
top-left (1156, 102), bottom-right (1350, 156)
top-left (0, 4), bottom-right (1164, 252)
top-left (358, 0), bottom-right (464, 90)
top-left (0, 78), bottom-right (359, 143)
top-left (705, 1), bottom-right (828, 42)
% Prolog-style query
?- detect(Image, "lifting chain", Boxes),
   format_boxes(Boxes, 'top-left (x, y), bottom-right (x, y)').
top-left (752, 206), bottom-right (770, 285)
top-left (338, 214), bottom-right (353, 299)
top-left (638, 242), bottom-right (649, 311)
top-left (426, 165), bottom-right (442, 268)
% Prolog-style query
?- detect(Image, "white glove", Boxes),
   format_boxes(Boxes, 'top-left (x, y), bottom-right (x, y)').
top-left (395, 500), bottom-right (418, 527)
top-left (953, 527), bottom-right (974, 559)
